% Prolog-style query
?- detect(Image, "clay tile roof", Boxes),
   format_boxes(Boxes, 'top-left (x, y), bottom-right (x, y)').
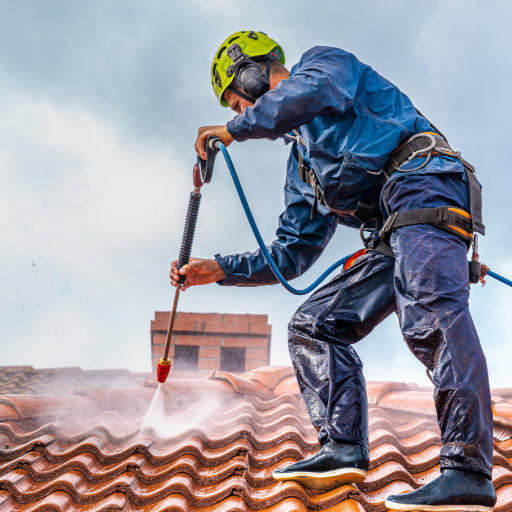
top-left (208, 372), bottom-right (275, 399)
top-left (0, 365), bottom-right (511, 511)
top-left (241, 367), bottom-right (295, 391)
top-left (0, 366), bottom-right (150, 396)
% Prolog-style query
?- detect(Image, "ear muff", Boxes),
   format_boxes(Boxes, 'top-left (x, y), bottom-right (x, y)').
top-left (226, 43), bottom-right (275, 101)
top-left (237, 62), bottom-right (270, 98)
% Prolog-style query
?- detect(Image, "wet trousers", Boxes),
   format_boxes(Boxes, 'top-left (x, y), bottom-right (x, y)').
top-left (288, 172), bottom-right (494, 476)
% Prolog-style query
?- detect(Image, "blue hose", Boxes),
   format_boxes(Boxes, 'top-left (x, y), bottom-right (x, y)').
top-left (218, 143), bottom-right (353, 295)
top-left (486, 269), bottom-right (512, 288)
top-left (218, 142), bottom-right (512, 293)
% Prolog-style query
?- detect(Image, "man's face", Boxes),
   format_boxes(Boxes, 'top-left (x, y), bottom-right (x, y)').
top-left (223, 87), bottom-right (254, 115)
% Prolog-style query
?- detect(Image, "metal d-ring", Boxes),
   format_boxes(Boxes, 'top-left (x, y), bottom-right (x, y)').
top-left (360, 221), bottom-right (373, 247)
top-left (395, 133), bottom-right (436, 173)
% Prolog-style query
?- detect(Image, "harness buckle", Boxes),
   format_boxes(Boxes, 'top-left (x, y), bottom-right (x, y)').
top-left (379, 212), bottom-right (398, 243)
top-left (437, 206), bottom-right (448, 225)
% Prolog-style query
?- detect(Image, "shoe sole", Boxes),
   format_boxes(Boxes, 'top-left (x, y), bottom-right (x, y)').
top-left (384, 500), bottom-right (494, 512)
top-left (272, 467), bottom-right (367, 491)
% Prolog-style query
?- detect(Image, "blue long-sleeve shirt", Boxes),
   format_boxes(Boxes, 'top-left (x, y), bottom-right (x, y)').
top-left (215, 46), bottom-right (463, 286)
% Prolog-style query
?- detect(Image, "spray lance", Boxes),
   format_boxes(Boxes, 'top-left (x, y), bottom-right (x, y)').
top-left (157, 137), bottom-right (512, 384)
top-left (156, 137), bottom-right (219, 383)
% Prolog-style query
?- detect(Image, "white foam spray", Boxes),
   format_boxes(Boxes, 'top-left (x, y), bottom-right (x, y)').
top-left (140, 383), bottom-right (219, 439)
top-left (140, 384), bottom-right (166, 432)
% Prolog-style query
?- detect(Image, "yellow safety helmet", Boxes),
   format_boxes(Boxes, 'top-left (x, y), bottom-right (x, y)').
top-left (211, 31), bottom-right (285, 107)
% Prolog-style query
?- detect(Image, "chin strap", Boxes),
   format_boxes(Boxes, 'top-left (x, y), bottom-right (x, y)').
top-left (227, 85), bottom-right (256, 104)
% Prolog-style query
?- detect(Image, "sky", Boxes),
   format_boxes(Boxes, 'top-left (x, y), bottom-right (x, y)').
top-left (1, 0), bottom-right (511, 387)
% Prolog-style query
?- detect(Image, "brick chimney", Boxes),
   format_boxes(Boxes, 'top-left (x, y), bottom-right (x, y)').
top-left (150, 312), bottom-right (272, 379)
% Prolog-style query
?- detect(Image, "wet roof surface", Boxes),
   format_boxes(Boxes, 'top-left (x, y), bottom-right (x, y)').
top-left (0, 366), bottom-right (149, 396)
top-left (0, 365), bottom-right (511, 511)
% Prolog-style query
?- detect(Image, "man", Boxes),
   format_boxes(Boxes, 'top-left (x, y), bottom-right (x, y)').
top-left (170, 31), bottom-right (496, 511)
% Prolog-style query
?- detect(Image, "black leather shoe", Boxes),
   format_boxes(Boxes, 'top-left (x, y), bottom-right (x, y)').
top-left (272, 440), bottom-right (369, 491)
top-left (385, 469), bottom-right (496, 511)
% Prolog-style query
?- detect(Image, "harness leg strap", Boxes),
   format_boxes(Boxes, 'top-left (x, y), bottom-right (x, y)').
top-left (380, 206), bottom-right (473, 248)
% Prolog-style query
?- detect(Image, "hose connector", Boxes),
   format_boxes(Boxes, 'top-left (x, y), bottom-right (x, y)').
top-left (469, 233), bottom-right (481, 284)
top-left (208, 136), bottom-right (222, 151)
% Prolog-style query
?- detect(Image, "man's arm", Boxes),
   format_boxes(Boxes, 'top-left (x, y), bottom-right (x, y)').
top-left (171, 144), bottom-right (337, 289)
top-left (215, 144), bottom-right (337, 287)
top-left (193, 48), bottom-right (362, 156)
top-left (228, 47), bottom-right (361, 142)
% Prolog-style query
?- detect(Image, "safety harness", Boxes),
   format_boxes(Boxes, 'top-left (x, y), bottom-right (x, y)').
top-left (292, 129), bottom-right (328, 221)
top-left (294, 121), bottom-right (486, 273)
top-left (379, 131), bottom-right (485, 241)
top-left (297, 151), bottom-right (326, 220)
top-left (212, 138), bottom-right (511, 293)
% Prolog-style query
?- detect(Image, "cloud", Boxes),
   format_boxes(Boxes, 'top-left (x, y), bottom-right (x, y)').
top-left (0, 0), bottom-right (511, 387)
top-left (0, 94), bottom-right (187, 369)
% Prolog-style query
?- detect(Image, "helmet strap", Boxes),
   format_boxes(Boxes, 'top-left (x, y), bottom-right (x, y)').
top-left (227, 84), bottom-right (256, 104)
top-left (265, 58), bottom-right (271, 78)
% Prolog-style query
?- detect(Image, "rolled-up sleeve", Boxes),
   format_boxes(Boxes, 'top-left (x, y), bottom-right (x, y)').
top-left (227, 46), bottom-right (361, 142)
top-left (215, 144), bottom-right (337, 287)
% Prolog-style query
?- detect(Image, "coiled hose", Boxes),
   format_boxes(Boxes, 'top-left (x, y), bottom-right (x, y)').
top-left (217, 142), bottom-right (354, 295)
top-left (217, 141), bottom-right (512, 293)
top-left (177, 191), bottom-right (202, 282)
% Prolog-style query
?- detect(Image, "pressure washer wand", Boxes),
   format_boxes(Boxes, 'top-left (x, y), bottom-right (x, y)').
top-left (157, 283), bottom-right (181, 383)
top-left (156, 165), bottom-right (204, 384)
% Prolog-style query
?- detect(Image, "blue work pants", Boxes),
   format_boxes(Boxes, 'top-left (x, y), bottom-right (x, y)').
top-left (288, 172), bottom-right (494, 476)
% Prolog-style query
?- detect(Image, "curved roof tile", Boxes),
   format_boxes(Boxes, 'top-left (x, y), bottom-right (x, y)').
top-left (0, 365), bottom-right (510, 511)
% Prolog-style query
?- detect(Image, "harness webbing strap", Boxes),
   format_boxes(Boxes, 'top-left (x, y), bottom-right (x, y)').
top-left (294, 125), bottom-right (484, 249)
top-left (382, 133), bottom-right (453, 181)
top-left (369, 237), bottom-right (395, 258)
top-left (295, 141), bottom-right (326, 220)
top-left (353, 190), bottom-right (382, 224)
top-left (460, 158), bottom-right (485, 235)
top-left (381, 132), bottom-right (454, 184)
top-left (380, 206), bottom-right (473, 247)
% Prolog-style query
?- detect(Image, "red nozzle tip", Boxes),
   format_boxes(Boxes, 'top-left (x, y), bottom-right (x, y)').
top-left (157, 358), bottom-right (171, 383)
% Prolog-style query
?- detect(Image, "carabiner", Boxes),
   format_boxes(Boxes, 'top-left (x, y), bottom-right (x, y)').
top-left (360, 220), bottom-right (374, 247)
top-left (395, 133), bottom-right (436, 173)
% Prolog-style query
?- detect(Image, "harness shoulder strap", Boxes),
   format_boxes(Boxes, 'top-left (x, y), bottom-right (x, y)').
top-left (295, 143), bottom-right (326, 220)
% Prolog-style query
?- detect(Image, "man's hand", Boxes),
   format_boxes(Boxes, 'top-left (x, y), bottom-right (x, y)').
top-left (195, 125), bottom-right (234, 159)
top-left (170, 257), bottom-right (226, 291)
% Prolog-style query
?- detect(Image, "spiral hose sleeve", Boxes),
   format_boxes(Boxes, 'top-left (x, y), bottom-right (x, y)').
top-left (177, 192), bottom-right (202, 283)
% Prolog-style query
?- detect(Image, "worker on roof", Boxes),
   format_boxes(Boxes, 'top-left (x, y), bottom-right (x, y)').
top-left (171, 31), bottom-right (496, 511)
